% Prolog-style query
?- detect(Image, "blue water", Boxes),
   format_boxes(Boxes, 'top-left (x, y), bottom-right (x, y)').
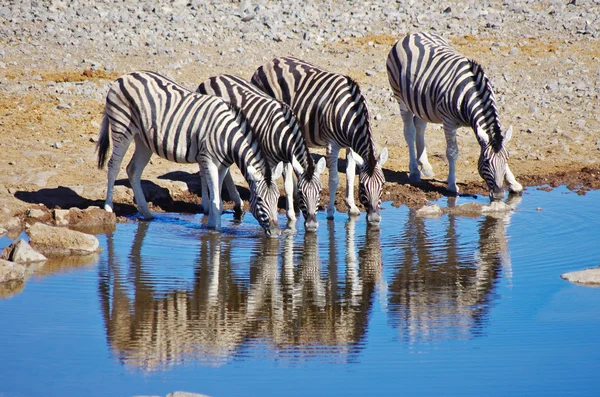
top-left (0, 186), bottom-right (599, 397)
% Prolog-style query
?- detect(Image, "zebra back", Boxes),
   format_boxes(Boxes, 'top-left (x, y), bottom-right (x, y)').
top-left (251, 56), bottom-right (379, 174)
top-left (197, 74), bottom-right (315, 177)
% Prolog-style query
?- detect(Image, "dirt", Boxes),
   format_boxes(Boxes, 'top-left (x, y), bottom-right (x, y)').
top-left (0, 32), bottom-right (599, 225)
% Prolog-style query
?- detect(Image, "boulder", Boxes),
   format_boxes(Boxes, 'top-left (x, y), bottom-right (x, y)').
top-left (415, 204), bottom-right (443, 217)
top-left (482, 201), bottom-right (513, 213)
top-left (27, 222), bottom-right (101, 256)
top-left (66, 206), bottom-right (116, 231)
top-left (1, 239), bottom-right (47, 263)
top-left (26, 208), bottom-right (49, 220)
top-left (0, 258), bottom-right (25, 283)
top-left (561, 267), bottom-right (600, 286)
top-left (53, 209), bottom-right (70, 226)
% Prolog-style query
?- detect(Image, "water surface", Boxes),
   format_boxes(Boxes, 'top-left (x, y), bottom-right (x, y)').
top-left (1, 186), bottom-right (599, 396)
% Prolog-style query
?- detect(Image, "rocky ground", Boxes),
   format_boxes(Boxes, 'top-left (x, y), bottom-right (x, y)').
top-left (0, 0), bottom-right (599, 228)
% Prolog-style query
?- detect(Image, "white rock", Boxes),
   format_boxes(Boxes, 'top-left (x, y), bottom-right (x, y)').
top-left (1, 239), bottom-right (47, 263)
top-left (482, 201), bottom-right (513, 213)
top-left (26, 208), bottom-right (47, 219)
top-left (561, 267), bottom-right (600, 286)
top-left (53, 209), bottom-right (70, 226)
top-left (27, 222), bottom-right (101, 256)
top-left (416, 204), bottom-right (443, 217)
top-left (0, 259), bottom-right (25, 283)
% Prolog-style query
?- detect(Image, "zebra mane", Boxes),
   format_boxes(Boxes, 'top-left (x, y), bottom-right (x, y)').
top-left (225, 101), bottom-right (273, 183)
top-left (344, 76), bottom-right (377, 171)
top-left (468, 59), bottom-right (503, 152)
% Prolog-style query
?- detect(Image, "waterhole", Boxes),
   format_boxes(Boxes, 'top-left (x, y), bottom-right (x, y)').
top-left (1, 186), bottom-right (599, 396)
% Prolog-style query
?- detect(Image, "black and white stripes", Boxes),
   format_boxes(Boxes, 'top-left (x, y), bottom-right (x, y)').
top-left (251, 56), bottom-right (388, 225)
top-left (96, 71), bottom-right (282, 236)
top-left (386, 32), bottom-right (522, 199)
top-left (197, 74), bottom-right (326, 231)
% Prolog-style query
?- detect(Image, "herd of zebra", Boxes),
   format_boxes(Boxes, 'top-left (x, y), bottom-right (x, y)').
top-left (96, 32), bottom-right (523, 237)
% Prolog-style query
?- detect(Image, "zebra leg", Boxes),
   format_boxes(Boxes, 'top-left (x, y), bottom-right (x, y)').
top-left (505, 165), bottom-right (523, 194)
top-left (203, 161), bottom-right (223, 231)
top-left (104, 134), bottom-right (132, 214)
top-left (199, 166), bottom-right (210, 215)
top-left (326, 144), bottom-right (340, 220)
top-left (443, 123), bottom-right (460, 194)
top-left (222, 168), bottom-right (244, 218)
top-left (414, 116), bottom-right (434, 178)
top-left (345, 148), bottom-right (361, 216)
top-left (126, 135), bottom-right (154, 219)
top-left (283, 162), bottom-right (297, 222)
top-left (400, 107), bottom-right (420, 182)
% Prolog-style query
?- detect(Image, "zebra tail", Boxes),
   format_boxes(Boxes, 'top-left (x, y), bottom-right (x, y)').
top-left (96, 112), bottom-right (111, 169)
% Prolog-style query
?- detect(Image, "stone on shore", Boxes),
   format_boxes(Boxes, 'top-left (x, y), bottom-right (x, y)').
top-left (0, 258), bottom-right (26, 283)
top-left (482, 201), bottom-right (513, 213)
top-left (561, 267), bottom-right (600, 286)
top-left (415, 204), bottom-right (443, 217)
top-left (27, 222), bottom-right (101, 256)
top-left (1, 239), bottom-right (47, 263)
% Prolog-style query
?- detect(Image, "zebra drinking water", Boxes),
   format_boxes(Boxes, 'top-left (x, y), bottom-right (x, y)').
top-left (386, 32), bottom-right (522, 200)
top-left (251, 57), bottom-right (388, 225)
top-left (96, 71), bottom-right (283, 236)
top-left (197, 74), bottom-right (326, 231)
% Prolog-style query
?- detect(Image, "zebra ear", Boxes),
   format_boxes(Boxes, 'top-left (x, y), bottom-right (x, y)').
top-left (271, 161), bottom-right (284, 181)
top-left (504, 125), bottom-right (513, 143)
top-left (348, 149), bottom-right (365, 167)
top-left (315, 157), bottom-right (327, 175)
top-left (247, 165), bottom-right (262, 182)
top-left (378, 147), bottom-right (388, 166)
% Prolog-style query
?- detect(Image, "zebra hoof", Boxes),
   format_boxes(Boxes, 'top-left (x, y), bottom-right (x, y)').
top-left (348, 206), bottom-right (361, 216)
top-left (420, 168), bottom-right (434, 178)
top-left (509, 183), bottom-right (524, 194)
top-left (326, 209), bottom-right (335, 220)
top-left (408, 173), bottom-right (421, 183)
top-left (447, 186), bottom-right (459, 196)
top-left (138, 211), bottom-right (154, 220)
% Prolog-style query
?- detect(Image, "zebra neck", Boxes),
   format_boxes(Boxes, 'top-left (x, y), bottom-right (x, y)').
top-left (470, 115), bottom-right (504, 150)
top-left (239, 153), bottom-right (271, 183)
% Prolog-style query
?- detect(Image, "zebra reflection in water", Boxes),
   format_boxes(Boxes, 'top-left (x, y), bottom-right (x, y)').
top-left (387, 196), bottom-right (520, 343)
top-left (98, 217), bottom-right (384, 370)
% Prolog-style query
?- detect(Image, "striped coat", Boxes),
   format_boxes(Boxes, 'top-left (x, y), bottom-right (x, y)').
top-left (197, 74), bottom-right (326, 231)
top-left (386, 32), bottom-right (522, 199)
top-left (251, 57), bottom-right (388, 224)
top-left (96, 71), bottom-right (283, 235)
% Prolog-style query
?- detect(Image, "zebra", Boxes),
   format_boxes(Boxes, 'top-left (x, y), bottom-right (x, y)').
top-left (96, 71), bottom-right (283, 236)
top-left (251, 56), bottom-right (388, 225)
top-left (386, 32), bottom-right (522, 200)
top-left (196, 74), bottom-right (327, 232)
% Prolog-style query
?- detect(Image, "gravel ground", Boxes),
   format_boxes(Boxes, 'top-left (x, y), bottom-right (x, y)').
top-left (0, 0), bottom-right (599, 222)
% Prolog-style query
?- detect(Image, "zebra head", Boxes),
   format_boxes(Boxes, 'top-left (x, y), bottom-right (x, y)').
top-left (247, 162), bottom-right (284, 237)
top-left (477, 126), bottom-right (512, 201)
top-left (297, 157), bottom-right (326, 232)
top-left (350, 147), bottom-right (388, 225)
